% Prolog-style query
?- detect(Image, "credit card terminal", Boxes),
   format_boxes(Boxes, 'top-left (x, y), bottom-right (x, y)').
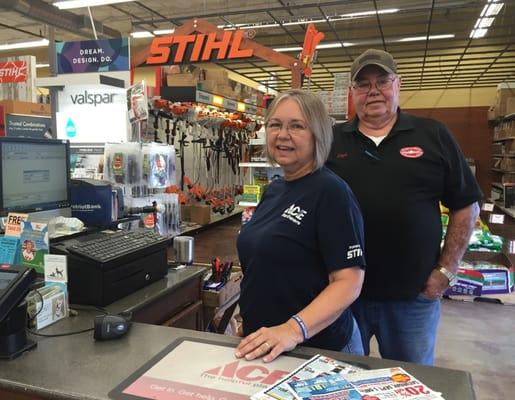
top-left (0, 264), bottom-right (36, 323)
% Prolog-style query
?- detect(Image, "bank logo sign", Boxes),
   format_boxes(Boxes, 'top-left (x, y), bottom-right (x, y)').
top-left (56, 38), bottom-right (129, 74)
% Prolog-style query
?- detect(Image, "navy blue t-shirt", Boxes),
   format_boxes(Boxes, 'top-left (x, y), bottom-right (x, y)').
top-left (237, 167), bottom-right (366, 351)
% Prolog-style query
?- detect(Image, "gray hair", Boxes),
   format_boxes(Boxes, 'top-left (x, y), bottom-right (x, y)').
top-left (264, 89), bottom-right (333, 170)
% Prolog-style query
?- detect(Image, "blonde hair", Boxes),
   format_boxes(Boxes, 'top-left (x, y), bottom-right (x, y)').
top-left (265, 89), bottom-right (333, 170)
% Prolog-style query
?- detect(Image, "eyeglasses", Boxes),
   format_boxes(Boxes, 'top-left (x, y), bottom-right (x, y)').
top-left (266, 120), bottom-right (309, 135)
top-left (351, 76), bottom-right (398, 93)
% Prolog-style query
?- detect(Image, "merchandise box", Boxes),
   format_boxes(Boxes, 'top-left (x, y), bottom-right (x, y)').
top-left (463, 251), bottom-right (514, 294)
top-left (0, 100), bottom-right (51, 116)
top-left (166, 73), bottom-right (198, 87)
top-left (507, 97), bottom-right (515, 116)
top-left (189, 204), bottom-right (211, 225)
top-left (180, 204), bottom-right (191, 221)
top-left (202, 267), bottom-right (242, 308)
top-left (444, 269), bottom-right (484, 297)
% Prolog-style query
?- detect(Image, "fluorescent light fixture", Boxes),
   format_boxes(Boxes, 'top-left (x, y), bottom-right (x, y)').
top-left (470, 28), bottom-right (488, 38)
top-left (341, 8), bottom-right (399, 18)
top-left (484, 2), bottom-right (504, 16)
top-left (273, 41), bottom-right (353, 52)
top-left (153, 29), bottom-right (175, 35)
top-left (36, 63), bottom-right (50, 68)
top-left (130, 31), bottom-right (154, 38)
top-left (54, 0), bottom-right (136, 9)
top-left (475, 17), bottom-right (494, 28)
top-left (397, 34), bottom-right (454, 42)
top-left (0, 38), bottom-right (49, 51)
top-left (282, 18), bottom-right (326, 26)
top-left (217, 22), bottom-right (280, 30)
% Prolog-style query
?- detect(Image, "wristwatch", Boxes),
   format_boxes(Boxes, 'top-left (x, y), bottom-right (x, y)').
top-left (435, 265), bottom-right (458, 287)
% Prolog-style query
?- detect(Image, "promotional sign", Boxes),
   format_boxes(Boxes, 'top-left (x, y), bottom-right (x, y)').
top-left (57, 84), bottom-right (128, 143)
top-left (0, 60), bottom-right (28, 83)
top-left (56, 38), bottom-right (130, 74)
top-left (109, 338), bottom-right (306, 400)
top-left (5, 114), bottom-right (51, 138)
top-left (0, 56), bottom-right (37, 102)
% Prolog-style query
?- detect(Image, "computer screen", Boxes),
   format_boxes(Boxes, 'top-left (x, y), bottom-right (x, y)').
top-left (0, 137), bottom-right (71, 218)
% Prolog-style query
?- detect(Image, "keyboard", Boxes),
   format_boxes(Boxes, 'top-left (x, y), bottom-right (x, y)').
top-left (66, 230), bottom-right (170, 264)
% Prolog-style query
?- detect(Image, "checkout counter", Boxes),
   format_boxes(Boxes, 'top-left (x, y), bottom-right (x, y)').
top-left (0, 266), bottom-right (476, 400)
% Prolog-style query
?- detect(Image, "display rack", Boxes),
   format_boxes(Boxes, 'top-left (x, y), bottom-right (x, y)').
top-left (491, 113), bottom-right (515, 208)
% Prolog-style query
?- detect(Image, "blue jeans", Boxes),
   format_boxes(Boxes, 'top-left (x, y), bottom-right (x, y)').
top-left (341, 317), bottom-right (365, 355)
top-left (351, 293), bottom-right (441, 365)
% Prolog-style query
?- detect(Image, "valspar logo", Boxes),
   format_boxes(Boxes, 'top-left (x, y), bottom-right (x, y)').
top-left (70, 90), bottom-right (116, 106)
top-left (282, 204), bottom-right (308, 226)
top-left (202, 360), bottom-right (288, 386)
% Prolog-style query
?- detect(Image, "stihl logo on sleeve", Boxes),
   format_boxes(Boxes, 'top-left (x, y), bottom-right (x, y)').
top-left (347, 244), bottom-right (363, 260)
top-left (400, 146), bottom-right (424, 158)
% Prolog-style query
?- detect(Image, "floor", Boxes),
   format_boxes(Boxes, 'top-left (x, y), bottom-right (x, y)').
top-left (190, 216), bottom-right (515, 400)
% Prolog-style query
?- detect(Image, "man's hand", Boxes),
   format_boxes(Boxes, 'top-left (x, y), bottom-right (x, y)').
top-left (423, 269), bottom-right (449, 299)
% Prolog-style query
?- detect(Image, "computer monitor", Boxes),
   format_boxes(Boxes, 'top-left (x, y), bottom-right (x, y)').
top-left (0, 137), bottom-right (71, 219)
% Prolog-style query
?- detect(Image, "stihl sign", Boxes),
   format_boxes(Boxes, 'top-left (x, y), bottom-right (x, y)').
top-left (0, 61), bottom-right (28, 83)
top-left (146, 30), bottom-right (254, 65)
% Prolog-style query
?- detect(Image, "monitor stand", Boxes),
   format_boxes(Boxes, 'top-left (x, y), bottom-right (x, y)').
top-left (0, 301), bottom-right (37, 360)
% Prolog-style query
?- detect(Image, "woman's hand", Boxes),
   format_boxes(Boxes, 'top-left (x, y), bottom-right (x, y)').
top-left (234, 320), bottom-right (303, 362)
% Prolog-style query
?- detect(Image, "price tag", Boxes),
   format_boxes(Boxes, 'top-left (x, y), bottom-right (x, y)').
top-left (482, 203), bottom-right (495, 212)
top-left (489, 213), bottom-right (505, 224)
top-left (509, 241), bottom-right (515, 254)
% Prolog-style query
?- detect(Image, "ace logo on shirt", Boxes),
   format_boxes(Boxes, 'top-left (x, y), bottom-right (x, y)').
top-left (282, 204), bottom-right (308, 226)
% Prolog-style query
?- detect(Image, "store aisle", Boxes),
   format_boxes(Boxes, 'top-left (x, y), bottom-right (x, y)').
top-left (193, 217), bottom-right (515, 400)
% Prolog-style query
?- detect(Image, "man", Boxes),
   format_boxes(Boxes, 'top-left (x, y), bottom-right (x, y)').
top-left (326, 49), bottom-right (482, 365)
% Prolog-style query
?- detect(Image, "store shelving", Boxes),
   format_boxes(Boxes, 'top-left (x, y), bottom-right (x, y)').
top-left (491, 113), bottom-right (515, 208)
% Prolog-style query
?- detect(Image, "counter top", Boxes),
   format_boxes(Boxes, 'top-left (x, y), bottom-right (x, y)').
top-left (0, 320), bottom-right (475, 400)
top-left (0, 265), bottom-right (475, 400)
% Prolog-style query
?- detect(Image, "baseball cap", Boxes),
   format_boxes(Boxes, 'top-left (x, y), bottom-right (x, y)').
top-left (350, 49), bottom-right (397, 81)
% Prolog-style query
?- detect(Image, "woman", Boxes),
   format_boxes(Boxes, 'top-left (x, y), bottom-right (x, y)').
top-left (235, 89), bottom-right (366, 363)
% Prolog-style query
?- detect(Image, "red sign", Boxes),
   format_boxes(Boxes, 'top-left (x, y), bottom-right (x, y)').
top-left (0, 60), bottom-right (28, 83)
top-left (146, 30), bottom-right (254, 65)
top-left (400, 146), bottom-right (424, 158)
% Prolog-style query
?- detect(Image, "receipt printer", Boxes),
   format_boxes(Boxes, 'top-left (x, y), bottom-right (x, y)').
top-left (71, 179), bottom-right (124, 227)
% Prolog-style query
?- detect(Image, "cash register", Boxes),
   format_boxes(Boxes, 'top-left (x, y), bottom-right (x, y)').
top-left (51, 230), bottom-right (170, 307)
top-left (0, 264), bottom-right (37, 360)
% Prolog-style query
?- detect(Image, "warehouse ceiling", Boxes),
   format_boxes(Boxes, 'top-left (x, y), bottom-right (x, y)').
top-left (0, 0), bottom-right (514, 92)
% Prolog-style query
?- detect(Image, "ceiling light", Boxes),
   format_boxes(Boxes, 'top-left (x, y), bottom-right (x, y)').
top-left (0, 38), bottom-right (49, 51)
top-left (282, 18), bottom-right (325, 26)
top-left (340, 8), bottom-right (399, 18)
top-left (53, 0), bottom-right (137, 9)
top-left (130, 31), bottom-right (154, 38)
top-left (273, 41), bottom-right (354, 52)
top-left (397, 34), bottom-right (454, 42)
top-left (153, 29), bottom-right (175, 35)
top-left (470, 28), bottom-right (488, 38)
top-left (484, 2), bottom-right (504, 16)
top-left (475, 17), bottom-right (494, 28)
top-left (36, 63), bottom-right (50, 68)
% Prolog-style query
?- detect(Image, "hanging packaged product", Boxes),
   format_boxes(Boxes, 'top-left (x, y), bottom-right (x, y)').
top-left (103, 142), bottom-right (143, 186)
top-left (142, 143), bottom-right (176, 189)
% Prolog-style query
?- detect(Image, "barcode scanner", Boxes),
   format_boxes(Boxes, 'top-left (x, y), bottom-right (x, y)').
top-left (94, 314), bottom-right (131, 341)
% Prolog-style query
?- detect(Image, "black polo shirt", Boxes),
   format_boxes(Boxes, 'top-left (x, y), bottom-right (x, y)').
top-left (326, 111), bottom-right (482, 300)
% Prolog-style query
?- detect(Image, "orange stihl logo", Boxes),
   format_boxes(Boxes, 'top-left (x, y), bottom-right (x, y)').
top-left (146, 30), bottom-right (254, 65)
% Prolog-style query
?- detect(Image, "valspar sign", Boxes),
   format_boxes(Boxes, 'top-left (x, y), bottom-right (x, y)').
top-left (57, 85), bottom-right (128, 143)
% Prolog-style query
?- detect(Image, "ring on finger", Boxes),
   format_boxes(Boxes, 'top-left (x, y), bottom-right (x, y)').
top-left (262, 341), bottom-right (271, 352)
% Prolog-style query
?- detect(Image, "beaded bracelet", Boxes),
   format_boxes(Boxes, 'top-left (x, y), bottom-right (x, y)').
top-left (291, 314), bottom-right (309, 342)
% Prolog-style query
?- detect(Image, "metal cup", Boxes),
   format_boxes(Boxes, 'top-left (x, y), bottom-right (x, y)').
top-left (173, 236), bottom-right (194, 265)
